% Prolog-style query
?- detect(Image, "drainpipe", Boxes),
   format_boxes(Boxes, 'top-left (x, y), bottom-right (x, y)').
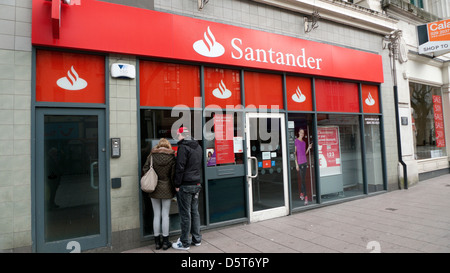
top-left (393, 85), bottom-right (408, 190)
top-left (385, 30), bottom-right (408, 190)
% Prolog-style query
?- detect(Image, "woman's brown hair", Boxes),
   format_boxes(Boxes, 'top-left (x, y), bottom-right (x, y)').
top-left (156, 138), bottom-right (172, 149)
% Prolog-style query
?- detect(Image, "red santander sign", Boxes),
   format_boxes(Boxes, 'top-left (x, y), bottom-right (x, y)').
top-left (32, 0), bottom-right (383, 83)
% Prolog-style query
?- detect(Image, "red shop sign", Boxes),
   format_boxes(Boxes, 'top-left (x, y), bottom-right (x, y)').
top-left (32, 0), bottom-right (383, 83)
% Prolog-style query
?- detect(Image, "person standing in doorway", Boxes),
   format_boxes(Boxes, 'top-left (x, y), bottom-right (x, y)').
top-left (172, 127), bottom-right (203, 251)
top-left (294, 128), bottom-right (312, 205)
top-left (142, 138), bottom-right (176, 250)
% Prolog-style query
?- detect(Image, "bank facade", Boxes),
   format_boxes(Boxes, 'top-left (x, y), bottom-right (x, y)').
top-left (0, 0), bottom-right (448, 252)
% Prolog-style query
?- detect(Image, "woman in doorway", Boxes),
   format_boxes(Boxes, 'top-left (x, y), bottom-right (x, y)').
top-left (142, 138), bottom-right (176, 250)
top-left (294, 128), bottom-right (312, 205)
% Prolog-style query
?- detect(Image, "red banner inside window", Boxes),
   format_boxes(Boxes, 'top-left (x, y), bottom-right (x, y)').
top-left (140, 61), bottom-right (200, 107)
top-left (315, 79), bottom-right (359, 113)
top-left (35, 50), bottom-right (105, 104)
top-left (286, 76), bottom-right (313, 111)
top-left (204, 67), bottom-right (241, 109)
top-left (362, 84), bottom-right (380, 113)
top-left (244, 72), bottom-right (283, 109)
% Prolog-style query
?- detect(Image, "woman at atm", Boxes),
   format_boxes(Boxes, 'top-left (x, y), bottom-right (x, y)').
top-left (294, 128), bottom-right (312, 205)
top-left (142, 138), bottom-right (176, 250)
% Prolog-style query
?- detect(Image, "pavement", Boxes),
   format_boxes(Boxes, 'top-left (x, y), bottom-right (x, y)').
top-left (123, 173), bottom-right (450, 254)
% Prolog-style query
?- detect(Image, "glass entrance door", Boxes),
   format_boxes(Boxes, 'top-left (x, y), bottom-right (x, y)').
top-left (245, 113), bottom-right (289, 222)
top-left (35, 108), bottom-right (107, 252)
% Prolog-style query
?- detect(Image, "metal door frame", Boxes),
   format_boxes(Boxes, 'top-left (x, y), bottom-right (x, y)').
top-left (34, 108), bottom-right (108, 252)
top-left (245, 112), bottom-right (289, 223)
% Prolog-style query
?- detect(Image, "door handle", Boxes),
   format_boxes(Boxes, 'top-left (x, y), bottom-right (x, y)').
top-left (247, 156), bottom-right (258, 179)
top-left (90, 161), bottom-right (98, 189)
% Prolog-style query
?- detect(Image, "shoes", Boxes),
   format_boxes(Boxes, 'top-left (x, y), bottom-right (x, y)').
top-left (172, 240), bottom-right (190, 251)
top-left (162, 236), bottom-right (171, 250)
top-left (304, 196), bottom-right (308, 205)
top-left (172, 237), bottom-right (201, 250)
top-left (154, 235), bottom-right (162, 250)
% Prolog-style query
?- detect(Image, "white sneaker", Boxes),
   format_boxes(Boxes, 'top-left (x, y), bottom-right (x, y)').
top-left (175, 237), bottom-right (201, 247)
top-left (172, 239), bottom-right (190, 250)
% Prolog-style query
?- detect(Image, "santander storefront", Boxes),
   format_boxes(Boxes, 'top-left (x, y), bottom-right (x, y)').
top-left (32, 0), bottom-right (386, 251)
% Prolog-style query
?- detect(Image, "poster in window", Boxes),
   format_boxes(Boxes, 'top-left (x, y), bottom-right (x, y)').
top-left (317, 126), bottom-right (342, 177)
top-left (206, 148), bottom-right (216, 166)
top-left (214, 114), bottom-right (235, 164)
top-left (433, 95), bottom-right (446, 148)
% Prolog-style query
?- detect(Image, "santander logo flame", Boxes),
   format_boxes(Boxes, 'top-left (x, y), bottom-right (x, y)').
top-left (193, 27), bottom-right (225, 57)
top-left (365, 92), bottom-right (375, 106)
top-left (56, 66), bottom-right (88, 90)
top-left (291, 86), bottom-right (306, 103)
top-left (212, 80), bottom-right (232, 99)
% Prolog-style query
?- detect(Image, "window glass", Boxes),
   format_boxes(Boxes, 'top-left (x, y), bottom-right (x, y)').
top-left (248, 115), bottom-right (285, 211)
top-left (43, 115), bottom-right (100, 241)
top-left (410, 0), bottom-right (424, 8)
top-left (286, 76), bottom-right (313, 111)
top-left (139, 109), bottom-right (205, 235)
top-left (204, 110), bottom-right (244, 167)
top-left (139, 61), bottom-right (200, 107)
top-left (208, 177), bottom-right (246, 223)
top-left (315, 79), bottom-right (359, 113)
top-left (364, 116), bottom-right (384, 193)
top-left (317, 114), bottom-right (363, 201)
top-left (244, 71), bottom-right (283, 109)
top-left (204, 67), bottom-right (242, 109)
top-left (410, 83), bottom-right (447, 159)
top-left (288, 113), bottom-right (315, 207)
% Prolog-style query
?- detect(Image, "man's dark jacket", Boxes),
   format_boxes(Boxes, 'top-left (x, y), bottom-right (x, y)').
top-left (174, 138), bottom-right (202, 188)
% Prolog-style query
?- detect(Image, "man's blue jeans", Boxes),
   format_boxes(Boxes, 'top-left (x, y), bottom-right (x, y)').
top-left (177, 184), bottom-right (202, 247)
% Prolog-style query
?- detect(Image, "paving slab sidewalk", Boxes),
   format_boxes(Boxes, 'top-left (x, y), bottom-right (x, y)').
top-left (123, 174), bottom-right (450, 253)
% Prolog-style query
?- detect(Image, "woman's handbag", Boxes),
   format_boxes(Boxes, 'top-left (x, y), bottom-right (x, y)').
top-left (141, 155), bottom-right (158, 193)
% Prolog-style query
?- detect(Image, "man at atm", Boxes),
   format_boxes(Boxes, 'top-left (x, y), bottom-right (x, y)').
top-left (172, 127), bottom-right (203, 250)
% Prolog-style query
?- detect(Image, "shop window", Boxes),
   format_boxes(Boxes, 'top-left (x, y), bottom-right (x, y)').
top-left (208, 177), bottom-right (246, 223)
top-left (204, 67), bottom-right (242, 109)
top-left (364, 116), bottom-right (384, 192)
top-left (317, 114), bottom-right (363, 201)
top-left (315, 79), bottom-right (359, 113)
top-left (286, 76), bottom-right (313, 111)
top-left (244, 71), bottom-right (283, 109)
top-left (35, 50), bottom-right (105, 104)
top-left (139, 109), bottom-right (205, 235)
top-left (362, 84), bottom-right (380, 114)
top-left (139, 61), bottom-right (200, 108)
top-left (204, 111), bottom-right (244, 167)
top-left (410, 0), bottom-right (424, 9)
top-left (288, 113), bottom-right (316, 207)
top-left (410, 83), bottom-right (447, 159)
